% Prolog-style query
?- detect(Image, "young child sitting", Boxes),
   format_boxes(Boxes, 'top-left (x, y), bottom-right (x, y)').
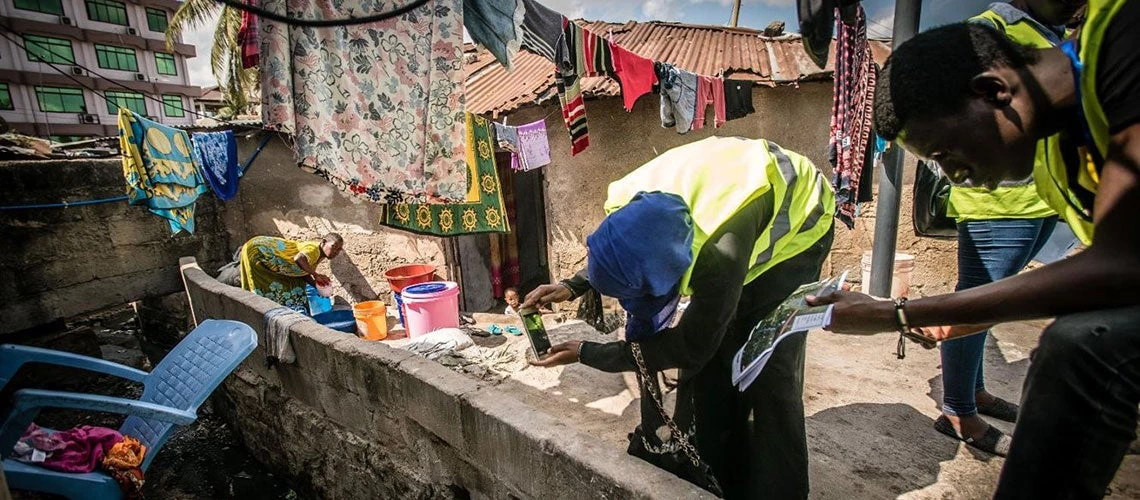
top-left (503, 287), bottom-right (521, 316)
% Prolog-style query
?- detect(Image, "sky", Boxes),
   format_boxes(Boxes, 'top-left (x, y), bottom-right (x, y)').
top-left (183, 0), bottom-right (997, 87)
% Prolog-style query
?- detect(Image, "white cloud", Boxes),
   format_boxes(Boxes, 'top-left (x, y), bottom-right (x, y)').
top-left (183, 10), bottom-right (220, 88)
top-left (642, 0), bottom-right (682, 20)
top-left (689, 0), bottom-right (734, 6)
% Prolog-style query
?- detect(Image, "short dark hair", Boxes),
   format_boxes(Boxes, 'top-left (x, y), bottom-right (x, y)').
top-left (322, 233), bottom-right (343, 246)
top-left (873, 23), bottom-right (1040, 140)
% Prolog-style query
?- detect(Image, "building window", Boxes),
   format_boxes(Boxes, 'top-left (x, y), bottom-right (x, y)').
top-left (94, 44), bottom-right (137, 71)
top-left (105, 90), bottom-right (146, 115)
top-left (0, 84), bottom-right (13, 110)
top-left (23, 34), bottom-right (75, 65)
top-left (145, 7), bottom-right (168, 32)
top-left (34, 86), bottom-right (85, 113)
top-left (162, 94), bottom-right (184, 117)
top-left (14, 0), bottom-right (64, 15)
top-left (85, 0), bottom-right (128, 25)
top-left (154, 53), bottom-right (177, 75)
top-left (49, 135), bottom-right (93, 143)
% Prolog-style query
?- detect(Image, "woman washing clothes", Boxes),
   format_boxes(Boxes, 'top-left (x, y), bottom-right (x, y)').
top-left (238, 233), bottom-right (343, 311)
top-left (522, 137), bottom-right (835, 499)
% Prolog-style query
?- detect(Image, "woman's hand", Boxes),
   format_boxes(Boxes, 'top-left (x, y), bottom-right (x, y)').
top-left (806, 290), bottom-right (898, 335)
top-left (522, 283), bottom-right (573, 309)
top-left (529, 341), bottom-right (581, 367)
top-left (311, 273), bottom-right (332, 287)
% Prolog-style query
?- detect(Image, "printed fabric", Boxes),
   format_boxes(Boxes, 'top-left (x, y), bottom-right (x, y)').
top-left (463, 0), bottom-right (524, 69)
top-left (494, 122), bottom-right (520, 152)
top-left (723, 79), bottom-right (755, 121)
top-left (118, 110), bottom-right (207, 234)
top-left (657, 62), bottom-right (698, 134)
top-left (191, 130), bottom-right (240, 201)
top-left (259, 0), bottom-right (467, 204)
top-left (692, 75), bottom-right (726, 130)
top-left (518, 0), bottom-right (570, 72)
top-left (581, 29), bottom-right (615, 77)
top-left (13, 424), bottom-right (123, 473)
top-left (558, 17), bottom-right (590, 154)
top-left (102, 436), bottom-right (146, 499)
top-left (516, 119), bottom-right (551, 170)
top-left (238, 0), bottom-right (259, 68)
top-left (829, 4), bottom-right (878, 229)
top-left (383, 113), bottom-right (511, 235)
top-left (610, 41), bottom-right (657, 112)
top-left (239, 236), bottom-right (322, 312)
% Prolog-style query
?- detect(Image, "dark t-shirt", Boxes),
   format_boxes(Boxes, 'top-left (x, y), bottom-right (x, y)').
top-left (1096, 0), bottom-right (1140, 134)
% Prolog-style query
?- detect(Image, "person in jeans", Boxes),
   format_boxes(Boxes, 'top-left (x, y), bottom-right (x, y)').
top-left (935, 0), bottom-right (1069, 456)
top-left (814, 0), bottom-right (1140, 496)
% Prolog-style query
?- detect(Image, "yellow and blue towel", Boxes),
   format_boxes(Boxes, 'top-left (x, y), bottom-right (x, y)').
top-left (118, 110), bottom-right (207, 234)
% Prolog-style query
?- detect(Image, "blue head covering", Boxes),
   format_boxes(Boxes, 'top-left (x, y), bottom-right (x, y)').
top-left (586, 192), bottom-right (694, 341)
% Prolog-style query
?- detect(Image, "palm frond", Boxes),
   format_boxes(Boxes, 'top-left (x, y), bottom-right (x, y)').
top-left (166, 0), bottom-right (221, 51)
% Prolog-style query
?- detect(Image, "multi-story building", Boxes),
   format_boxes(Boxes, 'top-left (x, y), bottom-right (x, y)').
top-left (0, 0), bottom-right (201, 141)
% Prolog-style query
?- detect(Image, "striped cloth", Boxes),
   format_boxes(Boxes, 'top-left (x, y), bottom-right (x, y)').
top-left (829, 5), bottom-right (878, 229)
top-left (559, 17), bottom-right (590, 155)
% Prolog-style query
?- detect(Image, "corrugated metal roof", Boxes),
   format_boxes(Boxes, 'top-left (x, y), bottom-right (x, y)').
top-left (465, 20), bottom-right (891, 116)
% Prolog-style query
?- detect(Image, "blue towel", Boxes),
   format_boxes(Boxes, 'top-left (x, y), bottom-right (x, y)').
top-left (191, 130), bottom-right (240, 201)
top-left (463, 0), bottom-right (523, 69)
top-left (586, 192), bottom-right (694, 341)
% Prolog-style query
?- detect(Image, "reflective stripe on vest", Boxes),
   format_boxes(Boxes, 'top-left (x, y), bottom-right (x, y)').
top-left (602, 137), bottom-right (835, 296)
top-left (946, 6), bottom-right (1060, 222)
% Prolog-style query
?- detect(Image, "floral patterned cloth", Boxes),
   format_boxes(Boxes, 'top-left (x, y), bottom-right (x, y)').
top-left (383, 113), bottom-right (510, 235)
top-left (239, 236), bottom-right (322, 311)
top-left (259, 0), bottom-right (468, 204)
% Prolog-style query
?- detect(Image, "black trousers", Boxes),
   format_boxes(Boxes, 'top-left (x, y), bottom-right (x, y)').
top-left (662, 227), bottom-right (833, 499)
top-left (995, 306), bottom-right (1140, 499)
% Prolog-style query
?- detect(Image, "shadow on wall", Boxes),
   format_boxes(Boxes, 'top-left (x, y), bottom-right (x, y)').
top-left (330, 251), bottom-right (379, 302)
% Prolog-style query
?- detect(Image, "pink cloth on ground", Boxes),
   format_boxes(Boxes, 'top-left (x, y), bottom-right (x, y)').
top-left (16, 423), bottom-right (124, 473)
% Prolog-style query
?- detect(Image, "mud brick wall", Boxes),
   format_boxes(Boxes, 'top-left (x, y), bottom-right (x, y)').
top-left (0, 158), bottom-right (230, 335)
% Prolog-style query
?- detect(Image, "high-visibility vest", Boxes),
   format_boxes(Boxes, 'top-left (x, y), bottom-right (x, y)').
top-left (946, 6), bottom-right (1060, 223)
top-left (1078, 0), bottom-right (1127, 170)
top-left (603, 137), bottom-right (835, 296)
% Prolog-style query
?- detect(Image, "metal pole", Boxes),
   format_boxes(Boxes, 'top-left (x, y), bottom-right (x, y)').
top-left (868, 0), bottom-right (921, 297)
top-left (730, 0), bottom-right (741, 27)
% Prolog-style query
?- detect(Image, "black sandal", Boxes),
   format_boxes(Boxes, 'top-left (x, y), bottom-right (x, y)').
top-left (977, 396), bottom-right (1019, 423)
top-left (934, 415), bottom-right (1011, 457)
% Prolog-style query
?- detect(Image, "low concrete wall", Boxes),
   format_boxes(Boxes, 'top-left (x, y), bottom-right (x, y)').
top-left (0, 158), bottom-right (230, 335)
top-left (181, 257), bottom-right (710, 499)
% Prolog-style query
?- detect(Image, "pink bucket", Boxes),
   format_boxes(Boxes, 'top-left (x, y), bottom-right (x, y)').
top-left (401, 281), bottom-right (460, 338)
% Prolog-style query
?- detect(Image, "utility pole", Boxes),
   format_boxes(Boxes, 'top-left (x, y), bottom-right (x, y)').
top-left (868, 0), bottom-right (921, 297)
top-left (730, 0), bottom-right (741, 27)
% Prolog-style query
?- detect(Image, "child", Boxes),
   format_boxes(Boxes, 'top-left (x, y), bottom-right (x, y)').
top-left (503, 287), bottom-right (521, 316)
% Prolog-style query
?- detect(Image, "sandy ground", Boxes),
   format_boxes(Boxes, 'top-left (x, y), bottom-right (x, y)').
top-left (446, 315), bottom-right (1140, 499)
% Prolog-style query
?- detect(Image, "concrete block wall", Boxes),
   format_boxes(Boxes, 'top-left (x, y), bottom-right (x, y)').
top-left (0, 158), bottom-right (230, 335)
top-left (181, 258), bottom-right (713, 499)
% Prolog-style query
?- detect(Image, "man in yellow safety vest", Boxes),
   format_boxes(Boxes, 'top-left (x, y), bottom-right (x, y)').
top-left (815, 0), bottom-right (1140, 497)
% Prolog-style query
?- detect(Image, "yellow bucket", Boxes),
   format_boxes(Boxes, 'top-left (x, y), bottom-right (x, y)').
top-left (352, 301), bottom-right (388, 341)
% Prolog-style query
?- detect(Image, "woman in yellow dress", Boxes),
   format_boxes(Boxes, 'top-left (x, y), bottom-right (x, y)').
top-left (238, 233), bottom-right (343, 311)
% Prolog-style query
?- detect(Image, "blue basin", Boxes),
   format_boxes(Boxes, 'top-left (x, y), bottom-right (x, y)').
top-left (312, 309), bottom-right (356, 334)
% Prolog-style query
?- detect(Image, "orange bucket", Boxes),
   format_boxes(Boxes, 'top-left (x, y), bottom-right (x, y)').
top-left (352, 301), bottom-right (388, 340)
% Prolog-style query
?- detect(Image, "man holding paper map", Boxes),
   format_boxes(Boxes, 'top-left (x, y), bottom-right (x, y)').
top-left (523, 136), bottom-right (835, 498)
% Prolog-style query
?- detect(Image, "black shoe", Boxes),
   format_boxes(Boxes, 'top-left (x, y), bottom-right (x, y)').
top-left (934, 415), bottom-right (1011, 457)
top-left (977, 396), bottom-right (1019, 423)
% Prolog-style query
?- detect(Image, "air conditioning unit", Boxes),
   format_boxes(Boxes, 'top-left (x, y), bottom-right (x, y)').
top-left (59, 16), bottom-right (73, 25)
top-left (133, 73), bottom-right (146, 81)
top-left (126, 27), bottom-right (138, 36)
top-left (69, 66), bottom-right (84, 76)
top-left (78, 113), bottom-right (99, 124)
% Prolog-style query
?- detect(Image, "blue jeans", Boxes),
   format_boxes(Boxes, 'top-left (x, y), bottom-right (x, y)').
top-left (941, 217), bottom-right (1058, 416)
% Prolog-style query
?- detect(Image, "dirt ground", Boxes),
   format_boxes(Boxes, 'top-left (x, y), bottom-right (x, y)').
top-left (457, 315), bottom-right (1140, 499)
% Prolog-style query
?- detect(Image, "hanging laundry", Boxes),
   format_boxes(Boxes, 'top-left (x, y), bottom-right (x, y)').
top-left (383, 114), bottom-right (511, 235)
top-left (119, 110), bottom-right (207, 234)
top-left (265, 307), bottom-right (305, 368)
top-left (581, 30), bottom-right (615, 77)
top-left (516, 119), bottom-right (551, 170)
top-left (237, 0), bottom-right (259, 69)
top-left (723, 79), bottom-right (756, 121)
top-left (13, 424), bottom-right (123, 473)
top-left (463, 0), bottom-right (524, 69)
top-left (557, 17), bottom-right (590, 154)
top-left (494, 122), bottom-right (520, 152)
top-left (610, 41), bottom-right (657, 112)
top-left (518, 0), bottom-right (571, 73)
top-left (657, 62), bottom-right (698, 134)
top-left (259, 0), bottom-right (466, 204)
top-left (191, 130), bottom-right (240, 201)
top-left (829, 4), bottom-right (878, 229)
top-left (692, 75), bottom-right (727, 130)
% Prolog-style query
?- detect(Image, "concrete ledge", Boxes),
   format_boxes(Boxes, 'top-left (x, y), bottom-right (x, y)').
top-left (180, 257), bottom-right (712, 499)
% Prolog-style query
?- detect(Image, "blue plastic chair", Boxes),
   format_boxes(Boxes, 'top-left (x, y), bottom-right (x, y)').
top-left (0, 319), bottom-right (256, 499)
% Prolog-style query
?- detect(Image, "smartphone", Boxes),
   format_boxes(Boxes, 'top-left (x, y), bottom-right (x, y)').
top-left (519, 306), bottom-right (552, 357)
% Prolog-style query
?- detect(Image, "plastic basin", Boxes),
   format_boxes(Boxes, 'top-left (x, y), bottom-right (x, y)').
top-left (312, 310), bottom-right (356, 334)
top-left (383, 264), bottom-right (437, 293)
